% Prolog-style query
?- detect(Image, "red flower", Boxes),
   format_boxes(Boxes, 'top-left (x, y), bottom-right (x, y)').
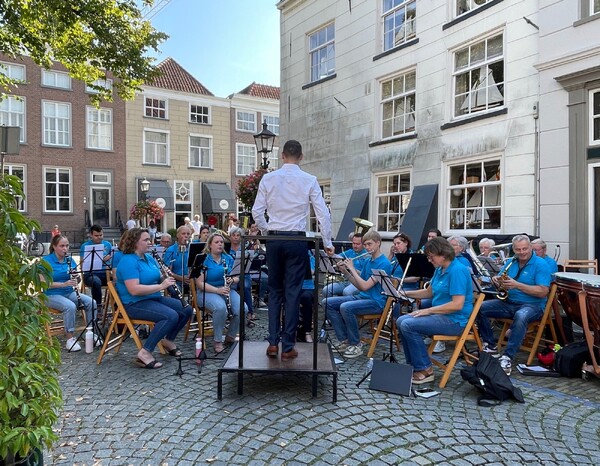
top-left (236, 168), bottom-right (270, 211)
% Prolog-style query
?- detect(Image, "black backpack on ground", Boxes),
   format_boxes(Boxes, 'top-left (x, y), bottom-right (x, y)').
top-left (553, 340), bottom-right (592, 378)
top-left (460, 352), bottom-right (525, 406)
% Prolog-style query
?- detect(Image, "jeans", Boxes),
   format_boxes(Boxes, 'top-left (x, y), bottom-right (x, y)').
top-left (322, 295), bottom-right (381, 345)
top-left (477, 299), bottom-right (544, 359)
top-left (84, 272), bottom-right (107, 308)
top-left (125, 297), bottom-right (192, 352)
top-left (322, 280), bottom-right (349, 298)
top-left (396, 313), bottom-right (464, 371)
top-left (46, 292), bottom-right (96, 333)
top-left (200, 290), bottom-right (243, 343)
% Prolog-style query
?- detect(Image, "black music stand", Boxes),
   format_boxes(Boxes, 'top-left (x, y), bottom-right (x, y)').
top-left (394, 253), bottom-right (435, 280)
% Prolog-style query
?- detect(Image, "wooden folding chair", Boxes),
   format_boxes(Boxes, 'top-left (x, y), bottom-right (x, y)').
top-left (186, 280), bottom-right (212, 341)
top-left (363, 296), bottom-right (401, 358)
top-left (100, 270), bottom-right (114, 327)
top-left (45, 307), bottom-right (65, 340)
top-left (563, 259), bottom-right (598, 275)
top-left (496, 282), bottom-right (558, 365)
top-left (97, 281), bottom-right (164, 364)
top-left (427, 293), bottom-right (486, 388)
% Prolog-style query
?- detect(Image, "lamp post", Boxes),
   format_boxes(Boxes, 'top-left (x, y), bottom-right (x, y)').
top-left (253, 120), bottom-right (276, 170)
top-left (140, 177), bottom-right (150, 201)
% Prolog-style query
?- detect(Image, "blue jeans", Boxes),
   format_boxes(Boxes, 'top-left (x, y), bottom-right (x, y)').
top-left (46, 292), bottom-right (96, 333)
top-left (84, 272), bottom-right (107, 308)
top-left (199, 290), bottom-right (243, 343)
top-left (323, 295), bottom-right (382, 345)
top-left (322, 280), bottom-right (349, 298)
top-left (396, 314), bottom-right (464, 371)
top-left (477, 299), bottom-right (544, 359)
top-left (125, 297), bottom-right (192, 353)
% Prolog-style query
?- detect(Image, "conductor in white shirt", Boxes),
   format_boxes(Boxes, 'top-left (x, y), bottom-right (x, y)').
top-left (252, 140), bottom-right (334, 360)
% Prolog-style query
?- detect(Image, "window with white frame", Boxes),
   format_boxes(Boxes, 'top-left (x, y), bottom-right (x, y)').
top-left (264, 115), bottom-right (280, 135)
top-left (381, 70), bottom-right (416, 139)
top-left (456, 0), bottom-right (493, 16)
top-left (143, 130), bottom-right (169, 165)
top-left (236, 143), bottom-right (257, 176)
top-left (382, 0), bottom-right (417, 51)
top-left (448, 159), bottom-right (501, 230)
top-left (591, 90), bottom-right (600, 145)
top-left (0, 62), bottom-right (25, 81)
top-left (190, 104), bottom-right (209, 124)
top-left (86, 78), bottom-right (113, 94)
top-left (144, 97), bottom-right (167, 119)
top-left (268, 147), bottom-right (280, 170)
top-left (594, 0), bottom-right (600, 14)
top-left (86, 106), bottom-right (112, 150)
top-left (3, 164), bottom-right (26, 211)
top-left (42, 101), bottom-right (71, 146)
top-left (236, 111), bottom-right (256, 132)
top-left (44, 167), bottom-right (71, 213)
top-left (309, 182), bottom-right (331, 233)
top-left (175, 181), bottom-right (192, 228)
top-left (0, 96), bottom-right (25, 142)
top-left (189, 135), bottom-right (212, 168)
top-left (41, 70), bottom-right (71, 89)
top-left (309, 23), bottom-right (335, 82)
top-left (376, 172), bottom-right (411, 232)
top-left (454, 33), bottom-right (504, 118)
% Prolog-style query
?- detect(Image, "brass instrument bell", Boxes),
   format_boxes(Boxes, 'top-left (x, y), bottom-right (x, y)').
top-left (352, 217), bottom-right (373, 236)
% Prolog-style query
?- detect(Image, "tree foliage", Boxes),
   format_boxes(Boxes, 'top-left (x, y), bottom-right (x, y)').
top-left (0, 0), bottom-right (167, 102)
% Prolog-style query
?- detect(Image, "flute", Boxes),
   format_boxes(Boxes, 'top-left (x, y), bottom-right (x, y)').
top-left (333, 251), bottom-right (371, 268)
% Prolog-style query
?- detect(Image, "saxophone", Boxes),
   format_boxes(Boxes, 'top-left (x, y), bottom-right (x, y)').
top-left (150, 249), bottom-right (189, 308)
top-left (222, 259), bottom-right (233, 319)
top-left (496, 257), bottom-right (515, 301)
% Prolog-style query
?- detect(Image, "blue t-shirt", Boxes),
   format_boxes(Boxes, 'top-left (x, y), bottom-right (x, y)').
top-left (116, 253), bottom-right (162, 305)
top-left (42, 253), bottom-right (77, 296)
top-left (80, 239), bottom-right (112, 276)
top-left (543, 255), bottom-right (558, 275)
top-left (302, 253), bottom-right (316, 291)
top-left (202, 254), bottom-right (234, 287)
top-left (500, 253), bottom-right (551, 306)
top-left (430, 259), bottom-right (473, 327)
top-left (356, 254), bottom-right (392, 308)
top-left (163, 244), bottom-right (189, 286)
top-left (341, 248), bottom-right (367, 273)
top-left (112, 250), bottom-right (124, 270)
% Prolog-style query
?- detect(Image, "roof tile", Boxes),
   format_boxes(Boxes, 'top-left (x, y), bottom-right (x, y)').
top-left (238, 82), bottom-right (280, 100)
top-left (149, 57), bottom-right (213, 96)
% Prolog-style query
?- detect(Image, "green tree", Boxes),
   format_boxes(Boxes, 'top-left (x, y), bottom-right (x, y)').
top-left (0, 0), bottom-right (167, 102)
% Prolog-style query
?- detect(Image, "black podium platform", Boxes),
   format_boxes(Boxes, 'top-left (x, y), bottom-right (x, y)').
top-left (217, 341), bottom-right (338, 402)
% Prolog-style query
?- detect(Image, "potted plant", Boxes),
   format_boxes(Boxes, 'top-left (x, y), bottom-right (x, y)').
top-left (236, 167), bottom-right (270, 212)
top-left (0, 174), bottom-right (62, 465)
top-left (130, 199), bottom-right (165, 227)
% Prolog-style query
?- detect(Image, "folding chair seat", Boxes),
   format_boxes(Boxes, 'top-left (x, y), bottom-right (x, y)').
top-left (97, 281), bottom-right (164, 364)
top-left (45, 307), bottom-right (65, 340)
top-left (362, 296), bottom-right (401, 358)
top-left (427, 293), bottom-right (486, 388)
top-left (496, 282), bottom-right (558, 365)
top-left (185, 280), bottom-right (213, 341)
top-left (563, 259), bottom-right (598, 274)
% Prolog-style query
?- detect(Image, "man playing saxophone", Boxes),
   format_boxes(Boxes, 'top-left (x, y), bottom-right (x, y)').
top-left (476, 235), bottom-right (551, 375)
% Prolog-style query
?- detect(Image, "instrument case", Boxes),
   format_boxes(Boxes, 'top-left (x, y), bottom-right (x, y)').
top-left (553, 341), bottom-right (594, 378)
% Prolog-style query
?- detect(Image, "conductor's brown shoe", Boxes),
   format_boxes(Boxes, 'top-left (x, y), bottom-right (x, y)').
top-left (281, 348), bottom-right (298, 361)
top-left (266, 345), bottom-right (278, 357)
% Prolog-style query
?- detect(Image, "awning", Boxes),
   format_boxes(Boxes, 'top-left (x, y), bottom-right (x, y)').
top-left (139, 179), bottom-right (174, 211)
top-left (202, 182), bottom-right (236, 213)
top-left (336, 188), bottom-right (369, 241)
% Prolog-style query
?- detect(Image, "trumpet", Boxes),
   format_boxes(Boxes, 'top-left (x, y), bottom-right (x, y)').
top-left (333, 251), bottom-right (371, 269)
top-left (150, 249), bottom-right (189, 308)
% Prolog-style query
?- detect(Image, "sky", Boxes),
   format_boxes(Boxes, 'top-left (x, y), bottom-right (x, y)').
top-left (144, 0), bottom-right (281, 97)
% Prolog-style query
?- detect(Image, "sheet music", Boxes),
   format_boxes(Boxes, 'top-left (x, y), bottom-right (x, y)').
top-left (229, 251), bottom-right (253, 276)
top-left (317, 250), bottom-right (343, 274)
top-left (82, 244), bottom-right (106, 272)
top-left (371, 269), bottom-right (414, 302)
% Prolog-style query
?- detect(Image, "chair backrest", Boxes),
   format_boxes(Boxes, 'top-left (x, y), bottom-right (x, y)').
top-left (463, 292), bottom-right (486, 335)
top-left (563, 259), bottom-right (598, 275)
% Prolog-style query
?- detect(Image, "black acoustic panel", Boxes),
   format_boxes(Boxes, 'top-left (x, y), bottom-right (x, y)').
top-left (401, 184), bottom-right (438, 249)
top-left (336, 188), bottom-right (369, 241)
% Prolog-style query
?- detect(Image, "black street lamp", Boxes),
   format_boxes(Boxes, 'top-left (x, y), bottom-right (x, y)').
top-left (140, 177), bottom-right (150, 201)
top-left (253, 120), bottom-right (276, 170)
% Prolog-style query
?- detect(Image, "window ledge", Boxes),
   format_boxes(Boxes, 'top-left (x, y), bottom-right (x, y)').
top-left (574, 12), bottom-right (600, 27)
top-left (41, 144), bottom-right (73, 149)
top-left (440, 108), bottom-right (507, 130)
top-left (373, 38), bottom-right (419, 61)
top-left (142, 163), bottom-right (170, 167)
top-left (86, 148), bottom-right (114, 153)
top-left (369, 133), bottom-right (417, 147)
top-left (143, 116), bottom-right (169, 121)
top-left (302, 74), bottom-right (337, 90)
top-left (189, 166), bottom-right (213, 170)
top-left (442, 0), bottom-right (504, 31)
top-left (189, 121), bottom-right (212, 126)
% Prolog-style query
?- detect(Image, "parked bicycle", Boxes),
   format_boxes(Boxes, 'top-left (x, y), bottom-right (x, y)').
top-left (17, 230), bottom-right (44, 256)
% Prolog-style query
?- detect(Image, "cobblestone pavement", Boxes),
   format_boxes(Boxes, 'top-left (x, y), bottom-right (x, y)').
top-left (48, 308), bottom-right (600, 466)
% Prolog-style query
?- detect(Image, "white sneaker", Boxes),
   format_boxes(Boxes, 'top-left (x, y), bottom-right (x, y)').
top-left (499, 355), bottom-right (512, 375)
top-left (66, 337), bottom-right (81, 352)
top-left (343, 344), bottom-right (363, 359)
top-left (95, 336), bottom-right (103, 347)
top-left (433, 341), bottom-right (446, 353)
top-left (423, 337), bottom-right (432, 345)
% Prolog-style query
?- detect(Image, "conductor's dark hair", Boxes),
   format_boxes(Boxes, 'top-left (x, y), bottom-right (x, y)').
top-left (282, 140), bottom-right (302, 158)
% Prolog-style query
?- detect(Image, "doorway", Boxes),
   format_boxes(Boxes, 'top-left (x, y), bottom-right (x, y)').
top-left (91, 187), bottom-right (111, 226)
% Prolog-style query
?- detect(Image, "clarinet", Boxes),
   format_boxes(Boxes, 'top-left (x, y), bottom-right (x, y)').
top-left (150, 249), bottom-right (189, 308)
top-left (67, 255), bottom-right (86, 313)
top-left (222, 259), bottom-right (233, 320)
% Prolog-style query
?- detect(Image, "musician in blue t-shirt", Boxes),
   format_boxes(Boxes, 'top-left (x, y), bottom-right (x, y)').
top-left (80, 224), bottom-right (113, 308)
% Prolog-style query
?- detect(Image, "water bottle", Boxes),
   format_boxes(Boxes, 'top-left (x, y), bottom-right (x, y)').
top-left (85, 327), bottom-right (94, 353)
top-left (195, 337), bottom-right (202, 364)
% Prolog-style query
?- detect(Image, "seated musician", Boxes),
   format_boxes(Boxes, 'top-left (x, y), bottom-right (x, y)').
top-left (227, 227), bottom-right (255, 327)
top-left (531, 238), bottom-right (558, 274)
top-left (418, 228), bottom-right (441, 252)
top-left (163, 226), bottom-right (192, 297)
top-left (298, 250), bottom-right (316, 343)
top-left (322, 230), bottom-right (391, 359)
top-left (477, 234), bottom-right (551, 375)
top-left (42, 234), bottom-right (97, 352)
top-left (389, 232), bottom-right (418, 291)
top-left (194, 232), bottom-right (245, 353)
top-left (159, 233), bottom-right (172, 249)
top-left (322, 232), bottom-right (366, 298)
top-left (396, 237), bottom-right (473, 384)
top-left (80, 224), bottom-right (113, 309)
top-left (478, 238), bottom-right (496, 257)
top-left (198, 225), bottom-right (210, 243)
top-left (116, 228), bottom-right (192, 369)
